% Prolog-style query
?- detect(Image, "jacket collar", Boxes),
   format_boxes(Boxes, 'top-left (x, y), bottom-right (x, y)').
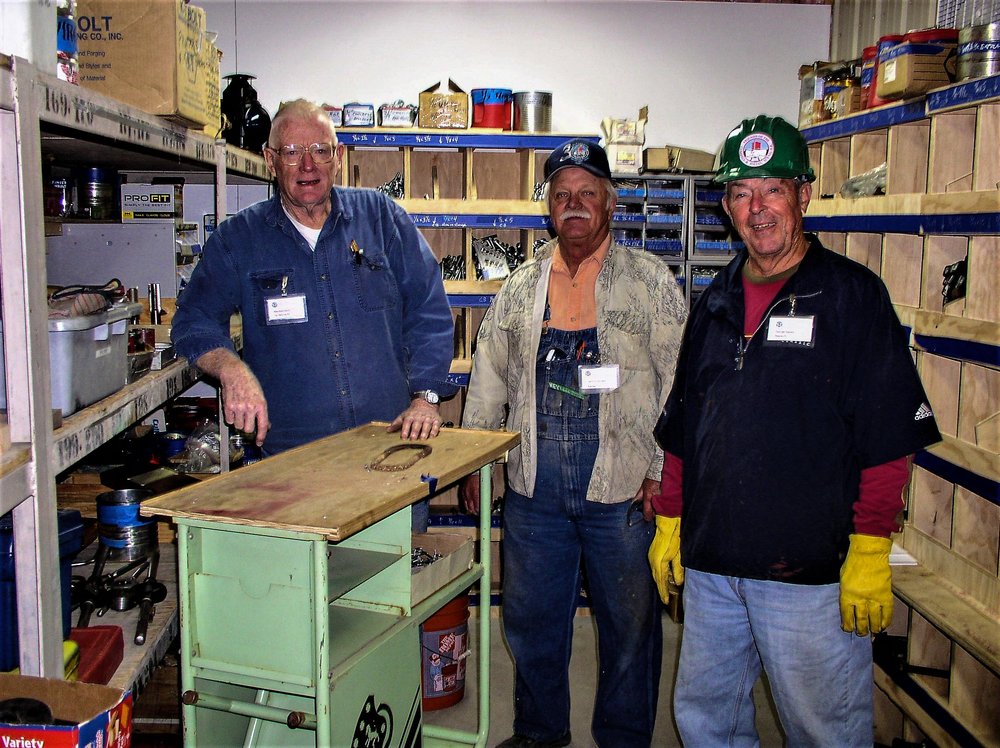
top-left (263, 187), bottom-right (353, 232)
top-left (706, 234), bottom-right (826, 321)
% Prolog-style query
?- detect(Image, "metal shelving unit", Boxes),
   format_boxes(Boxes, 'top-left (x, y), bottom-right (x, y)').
top-left (0, 55), bottom-right (267, 678)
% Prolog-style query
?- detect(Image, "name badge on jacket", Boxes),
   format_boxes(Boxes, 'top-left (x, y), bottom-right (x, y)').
top-left (765, 316), bottom-right (815, 347)
top-left (266, 294), bottom-right (308, 325)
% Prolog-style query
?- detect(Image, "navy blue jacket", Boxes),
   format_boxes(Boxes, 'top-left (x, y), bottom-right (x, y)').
top-left (655, 237), bottom-right (940, 584)
top-left (172, 188), bottom-right (456, 454)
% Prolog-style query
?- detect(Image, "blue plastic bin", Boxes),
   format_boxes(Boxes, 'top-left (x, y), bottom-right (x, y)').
top-left (0, 508), bottom-right (84, 671)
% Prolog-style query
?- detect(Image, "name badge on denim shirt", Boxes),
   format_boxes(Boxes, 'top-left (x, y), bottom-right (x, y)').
top-left (265, 294), bottom-right (308, 325)
top-left (579, 364), bottom-right (619, 393)
top-left (765, 315), bottom-right (815, 347)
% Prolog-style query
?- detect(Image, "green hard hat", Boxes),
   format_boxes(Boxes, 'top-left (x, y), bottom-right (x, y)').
top-left (715, 115), bottom-right (815, 183)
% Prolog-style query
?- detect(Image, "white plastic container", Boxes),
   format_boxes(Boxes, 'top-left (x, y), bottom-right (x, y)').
top-left (0, 302), bottom-right (141, 416)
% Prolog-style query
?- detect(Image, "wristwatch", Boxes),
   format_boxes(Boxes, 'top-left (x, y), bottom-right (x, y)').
top-left (412, 390), bottom-right (440, 405)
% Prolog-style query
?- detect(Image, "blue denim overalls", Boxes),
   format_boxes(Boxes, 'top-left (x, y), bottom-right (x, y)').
top-left (501, 318), bottom-right (661, 747)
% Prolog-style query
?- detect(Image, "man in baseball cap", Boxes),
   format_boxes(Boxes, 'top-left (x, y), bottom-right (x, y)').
top-left (460, 137), bottom-right (687, 747)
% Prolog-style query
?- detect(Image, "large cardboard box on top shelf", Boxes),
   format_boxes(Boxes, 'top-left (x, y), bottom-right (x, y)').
top-left (76, 0), bottom-right (220, 129)
top-left (0, 673), bottom-right (131, 748)
top-left (418, 80), bottom-right (470, 129)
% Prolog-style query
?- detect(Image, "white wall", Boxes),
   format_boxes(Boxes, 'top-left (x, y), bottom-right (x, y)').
top-left (201, 0), bottom-right (830, 155)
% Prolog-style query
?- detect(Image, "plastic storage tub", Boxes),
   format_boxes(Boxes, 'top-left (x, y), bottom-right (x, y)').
top-left (0, 302), bottom-right (140, 416)
top-left (0, 508), bottom-right (84, 671)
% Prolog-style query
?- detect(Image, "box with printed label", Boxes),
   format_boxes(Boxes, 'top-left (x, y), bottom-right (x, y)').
top-left (876, 33), bottom-right (958, 100)
top-left (0, 673), bottom-right (131, 748)
top-left (607, 144), bottom-right (642, 175)
top-left (121, 184), bottom-right (182, 221)
top-left (76, 0), bottom-right (220, 129)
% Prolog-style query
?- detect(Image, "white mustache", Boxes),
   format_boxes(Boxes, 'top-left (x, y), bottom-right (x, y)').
top-left (559, 210), bottom-right (592, 221)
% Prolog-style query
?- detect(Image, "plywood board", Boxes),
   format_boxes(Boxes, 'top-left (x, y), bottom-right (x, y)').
top-left (959, 362), bottom-right (1000, 449)
top-left (917, 351), bottom-right (961, 438)
top-left (952, 486), bottom-right (1000, 576)
top-left (909, 464), bottom-right (954, 544)
top-left (966, 236), bottom-right (1000, 324)
top-left (929, 109), bottom-right (976, 194)
top-left (950, 645), bottom-right (1000, 744)
top-left (881, 234), bottom-right (923, 308)
top-left (141, 423), bottom-right (519, 541)
top-left (887, 120), bottom-right (929, 195)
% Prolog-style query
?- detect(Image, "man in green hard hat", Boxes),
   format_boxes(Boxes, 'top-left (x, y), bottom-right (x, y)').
top-left (648, 115), bottom-right (941, 745)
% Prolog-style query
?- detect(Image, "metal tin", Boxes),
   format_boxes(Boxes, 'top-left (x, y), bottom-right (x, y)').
top-left (513, 91), bottom-right (552, 133)
top-left (957, 22), bottom-right (1000, 81)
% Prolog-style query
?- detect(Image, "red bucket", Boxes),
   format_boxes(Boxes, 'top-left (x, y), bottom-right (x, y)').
top-left (472, 88), bottom-right (512, 130)
top-left (420, 595), bottom-right (470, 711)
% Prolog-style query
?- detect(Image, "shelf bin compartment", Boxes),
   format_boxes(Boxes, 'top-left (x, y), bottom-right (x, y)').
top-left (411, 149), bottom-right (465, 200)
top-left (346, 148), bottom-right (405, 194)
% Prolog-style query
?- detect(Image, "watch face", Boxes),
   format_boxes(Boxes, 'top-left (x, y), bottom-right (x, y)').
top-left (423, 390), bottom-right (440, 405)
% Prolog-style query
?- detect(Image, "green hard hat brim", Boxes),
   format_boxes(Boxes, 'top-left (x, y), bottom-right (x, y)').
top-left (715, 165), bottom-right (816, 183)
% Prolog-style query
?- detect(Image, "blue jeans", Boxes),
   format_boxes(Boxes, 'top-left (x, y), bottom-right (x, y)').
top-left (675, 569), bottom-right (874, 747)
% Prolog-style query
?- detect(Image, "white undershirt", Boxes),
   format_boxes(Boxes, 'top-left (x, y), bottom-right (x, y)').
top-left (281, 203), bottom-right (321, 250)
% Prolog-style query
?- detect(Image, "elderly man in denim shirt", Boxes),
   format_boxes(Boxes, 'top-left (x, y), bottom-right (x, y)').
top-left (172, 99), bottom-right (455, 526)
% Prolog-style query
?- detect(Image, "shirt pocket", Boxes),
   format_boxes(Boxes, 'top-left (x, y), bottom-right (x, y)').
top-left (351, 248), bottom-right (397, 312)
top-left (250, 268), bottom-right (299, 327)
top-left (604, 308), bottom-right (649, 369)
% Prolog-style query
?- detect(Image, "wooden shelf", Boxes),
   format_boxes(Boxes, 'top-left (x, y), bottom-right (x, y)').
top-left (51, 359), bottom-right (203, 475)
top-left (894, 564), bottom-right (1000, 677)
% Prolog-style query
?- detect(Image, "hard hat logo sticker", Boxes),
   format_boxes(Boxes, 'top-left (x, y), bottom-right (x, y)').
top-left (738, 134), bottom-right (774, 167)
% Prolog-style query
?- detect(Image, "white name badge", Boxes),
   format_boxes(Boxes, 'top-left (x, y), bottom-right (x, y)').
top-left (766, 315), bottom-right (815, 346)
top-left (579, 364), bottom-right (620, 393)
top-left (265, 294), bottom-right (308, 325)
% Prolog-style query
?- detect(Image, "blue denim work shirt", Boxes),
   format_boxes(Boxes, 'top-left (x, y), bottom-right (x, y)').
top-left (171, 188), bottom-right (456, 454)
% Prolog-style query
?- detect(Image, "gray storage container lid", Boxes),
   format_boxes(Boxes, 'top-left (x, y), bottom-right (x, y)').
top-left (47, 302), bottom-right (141, 332)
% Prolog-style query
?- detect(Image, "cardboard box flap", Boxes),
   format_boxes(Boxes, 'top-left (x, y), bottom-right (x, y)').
top-left (421, 78), bottom-right (467, 95)
top-left (0, 674), bottom-right (124, 722)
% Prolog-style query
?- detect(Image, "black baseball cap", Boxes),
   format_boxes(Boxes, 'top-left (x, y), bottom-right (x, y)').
top-left (544, 139), bottom-right (612, 182)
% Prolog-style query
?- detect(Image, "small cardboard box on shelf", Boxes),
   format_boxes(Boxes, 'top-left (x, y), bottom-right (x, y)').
top-left (0, 673), bottom-right (132, 748)
top-left (644, 145), bottom-right (717, 173)
top-left (418, 80), bottom-right (470, 129)
top-left (75, 0), bottom-right (220, 129)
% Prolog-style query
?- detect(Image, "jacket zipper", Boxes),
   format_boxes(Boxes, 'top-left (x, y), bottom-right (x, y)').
top-left (734, 290), bottom-right (822, 371)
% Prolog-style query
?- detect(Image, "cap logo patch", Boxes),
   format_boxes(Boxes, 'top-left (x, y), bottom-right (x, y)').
top-left (739, 133), bottom-right (774, 167)
top-left (562, 141), bottom-right (591, 164)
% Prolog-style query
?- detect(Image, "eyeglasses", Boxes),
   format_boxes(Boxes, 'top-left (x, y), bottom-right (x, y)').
top-left (268, 142), bottom-right (336, 166)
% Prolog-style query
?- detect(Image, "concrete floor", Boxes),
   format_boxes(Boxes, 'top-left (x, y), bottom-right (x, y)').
top-left (424, 611), bottom-right (786, 747)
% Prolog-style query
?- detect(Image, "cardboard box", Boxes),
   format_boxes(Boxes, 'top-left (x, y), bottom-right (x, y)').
top-left (607, 144), bottom-right (642, 175)
top-left (0, 673), bottom-right (131, 748)
top-left (76, 0), bottom-right (220, 129)
top-left (412, 532), bottom-right (474, 604)
top-left (602, 106), bottom-right (648, 145)
top-left (418, 80), bottom-right (469, 129)
top-left (121, 184), bottom-right (182, 221)
top-left (877, 39), bottom-right (957, 100)
top-left (644, 145), bottom-right (717, 173)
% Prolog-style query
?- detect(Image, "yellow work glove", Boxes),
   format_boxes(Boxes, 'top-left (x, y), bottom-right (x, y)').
top-left (648, 515), bottom-right (683, 603)
top-left (839, 533), bottom-right (894, 636)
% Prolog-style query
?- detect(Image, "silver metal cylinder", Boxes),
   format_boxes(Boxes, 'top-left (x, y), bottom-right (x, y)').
top-left (513, 91), bottom-right (553, 133)
top-left (957, 23), bottom-right (1000, 81)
